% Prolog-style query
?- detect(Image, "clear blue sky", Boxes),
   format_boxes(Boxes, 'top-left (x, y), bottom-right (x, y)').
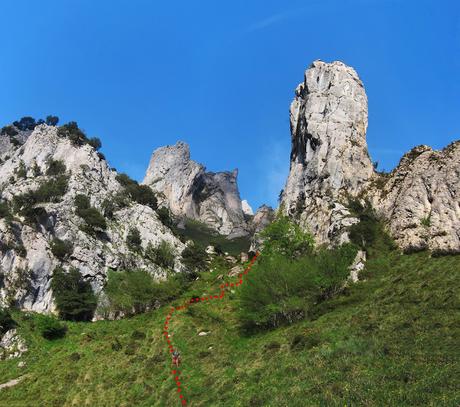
top-left (1, 0), bottom-right (459, 209)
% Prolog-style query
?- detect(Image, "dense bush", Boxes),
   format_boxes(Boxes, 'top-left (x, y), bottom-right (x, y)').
top-left (50, 238), bottom-right (73, 260)
top-left (74, 194), bottom-right (107, 234)
top-left (259, 216), bottom-right (314, 259)
top-left (0, 201), bottom-right (12, 220)
top-left (46, 159), bottom-right (66, 176)
top-left (58, 121), bottom-right (88, 146)
top-left (104, 270), bottom-right (185, 316)
top-left (146, 240), bottom-right (175, 269)
top-left (348, 202), bottom-right (379, 249)
top-left (15, 161), bottom-right (27, 179)
top-left (88, 137), bottom-right (102, 150)
top-left (1, 125), bottom-right (18, 137)
top-left (13, 116), bottom-right (36, 131)
top-left (156, 206), bottom-right (174, 228)
top-left (12, 176), bottom-right (69, 223)
top-left (36, 314), bottom-right (67, 340)
top-left (181, 243), bottom-right (208, 274)
top-left (126, 227), bottom-right (142, 252)
top-left (45, 115), bottom-right (59, 126)
top-left (238, 243), bottom-right (358, 332)
top-left (115, 173), bottom-right (157, 209)
top-left (51, 267), bottom-right (97, 321)
top-left (0, 308), bottom-right (16, 335)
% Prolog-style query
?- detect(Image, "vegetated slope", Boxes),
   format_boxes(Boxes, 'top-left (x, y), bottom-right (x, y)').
top-left (174, 218), bottom-right (251, 257)
top-left (1, 248), bottom-right (458, 406)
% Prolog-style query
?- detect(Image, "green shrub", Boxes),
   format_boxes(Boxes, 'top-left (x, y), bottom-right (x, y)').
top-left (13, 176), bottom-right (69, 221)
top-left (0, 201), bottom-right (12, 220)
top-left (13, 116), bottom-right (36, 131)
top-left (46, 159), bottom-right (66, 176)
top-left (74, 194), bottom-right (107, 234)
top-left (238, 243), bottom-right (358, 333)
top-left (88, 137), bottom-right (102, 150)
top-left (349, 205), bottom-right (379, 249)
top-left (259, 216), bottom-right (314, 259)
top-left (1, 125), bottom-right (18, 137)
top-left (58, 122), bottom-right (88, 146)
top-left (116, 173), bottom-right (157, 209)
top-left (181, 243), bottom-right (208, 274)
top-left (126, 227), bottom-right (142, 252)
top-left (15, 161), bottom-right (27, 179)
top-left (105, 270), bottom-right (185, 316)
top-left (157, 207), bottom-right (174, 228)
top-left (50, 238), bottom-right (73, 260)
top-left (36, 314), bottom-right (67, 340)
top-left (0, 308), bottom-right (16, 335)
top-left (146, 241), bottom-right (175, 269)
top-left (51, 267), bottom-right (97, 321)
top-left (45, 115), bottom-right (59, 126)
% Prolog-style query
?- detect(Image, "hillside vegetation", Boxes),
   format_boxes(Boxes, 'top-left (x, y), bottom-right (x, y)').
top-left (0, 217), bottom-right (459, 406)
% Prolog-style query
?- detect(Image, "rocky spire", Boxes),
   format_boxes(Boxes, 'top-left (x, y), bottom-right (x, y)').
top-left (143, 141), bottom-right (248, 237)
top-left (281, 60), bottom-right (374, 244)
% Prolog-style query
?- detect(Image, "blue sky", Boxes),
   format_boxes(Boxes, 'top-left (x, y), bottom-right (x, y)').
top-left (1, 0), bottom-right (459, 209)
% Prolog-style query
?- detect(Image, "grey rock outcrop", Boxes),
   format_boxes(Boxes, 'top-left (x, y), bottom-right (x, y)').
top-left (281, 60), bottom-right (460, 253)
top-left (368, 142), bottom-right (460, 253)
top-left (143, 142), bottom-right (248, 237)
top-left (0, 125), bottom-right (185, 313)
top-left (281, 60), bottom-right (374, 245)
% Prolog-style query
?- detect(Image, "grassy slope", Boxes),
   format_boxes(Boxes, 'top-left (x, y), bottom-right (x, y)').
top-left (1, 251), bottom-right (459, 407)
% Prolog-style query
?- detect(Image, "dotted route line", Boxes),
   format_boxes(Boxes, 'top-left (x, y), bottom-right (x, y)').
top-left (163, 251), bottom-right (260, 405)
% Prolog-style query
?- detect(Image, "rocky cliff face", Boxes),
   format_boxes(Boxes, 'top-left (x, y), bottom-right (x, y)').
top-left (143, 142), bottom-right (248, 237)
top-left (282, 60), bottom-right (460, 253)
top-left (281, 60), bottom-right (374, 245)
top-left (0, 124), bottom-right (184, 313)
top-left (369, 142), bottom-right (460, 253)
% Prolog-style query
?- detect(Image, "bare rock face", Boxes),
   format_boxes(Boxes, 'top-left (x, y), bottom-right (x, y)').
top-left (281, 60), bottom-right (374, 244)
top-left (0, 125), bottom-right (185, 313)
top-left (368, 142), bottom-right (460, 253)
top-left (143, 142), bottom-right (248, 237)
top-left (282, 60), bottom-right (460, 253)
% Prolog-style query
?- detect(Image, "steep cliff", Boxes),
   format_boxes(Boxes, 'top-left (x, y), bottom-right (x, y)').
top-left (143, 142), bottom-right (248, 238)
top-left (369, 142), bottom-right (460, 253)
top-left (281, 60), bottom-right (374, 245)
top-left (282, 60), bottom-right (460, 253)
top-left (0, 124), bottom-right (184, 313)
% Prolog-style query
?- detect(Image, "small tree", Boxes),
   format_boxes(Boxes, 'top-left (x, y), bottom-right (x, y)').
top-left (126, 227), bottom-right (142, 252)
top-left (36, 314), bottom-right (67, 339)
top-left (181, 243), bottom-right (208, 274)
top-left (46, 159), bottom-right (66, 176)
top-left (45, 115), bottom-right (59, 126)
top-left (88, 137), bottom-right (102, 151)
top-left (146, 241), bottom-right (175, 269)
top-left (51, 267), bottom-right (97, 321)
top-left (260, 216), bottom-right (314, 259)
top-left (0, 308), bottom-right (16, 335)
top-left (50, 238), bottom-right (73, 260)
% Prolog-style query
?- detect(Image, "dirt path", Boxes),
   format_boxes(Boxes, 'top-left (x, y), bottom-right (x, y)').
top-left (163, 252), bottom-right (260, 405)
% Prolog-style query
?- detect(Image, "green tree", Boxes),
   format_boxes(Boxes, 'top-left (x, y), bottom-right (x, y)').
top-left (260, 216), bottom-right (314, 259)
top-left (181, 243), bottom-right (208, 274)
top-left (50, 238), bottom-right (73, 260)
top-left (126, 227), bottom-right (142, 252)
top-left (51, 267), bottom-right (97, 321)
top-left (45, 115), bottom-right (59, 126)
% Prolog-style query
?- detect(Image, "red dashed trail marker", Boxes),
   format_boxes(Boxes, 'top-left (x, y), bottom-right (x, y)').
top-left (163, 251), bottom-right (260, 405)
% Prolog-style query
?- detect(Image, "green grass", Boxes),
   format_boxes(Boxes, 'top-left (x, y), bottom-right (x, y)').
top-left (174, 219), bottom-right (251, 257)
top-left (0, 251), bottom-right (459, 406)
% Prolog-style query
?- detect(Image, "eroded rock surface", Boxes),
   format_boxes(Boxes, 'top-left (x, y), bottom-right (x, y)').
top-left (281, 60), bottom-right (374, 245)
top-left (0, 125), bottom-right (184, 313)
top-left (368, 142), bottom-right (460, 253)
top-left (143, 142), bottom-right (248, 237)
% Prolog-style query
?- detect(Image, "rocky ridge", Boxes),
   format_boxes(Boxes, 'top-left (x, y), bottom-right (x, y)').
top-left (143, 141), bottom-right (248, 238)
top-left (0, 124), bottom-right (185, 313)
top-left (281, 60), bottom-right (460, 253)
